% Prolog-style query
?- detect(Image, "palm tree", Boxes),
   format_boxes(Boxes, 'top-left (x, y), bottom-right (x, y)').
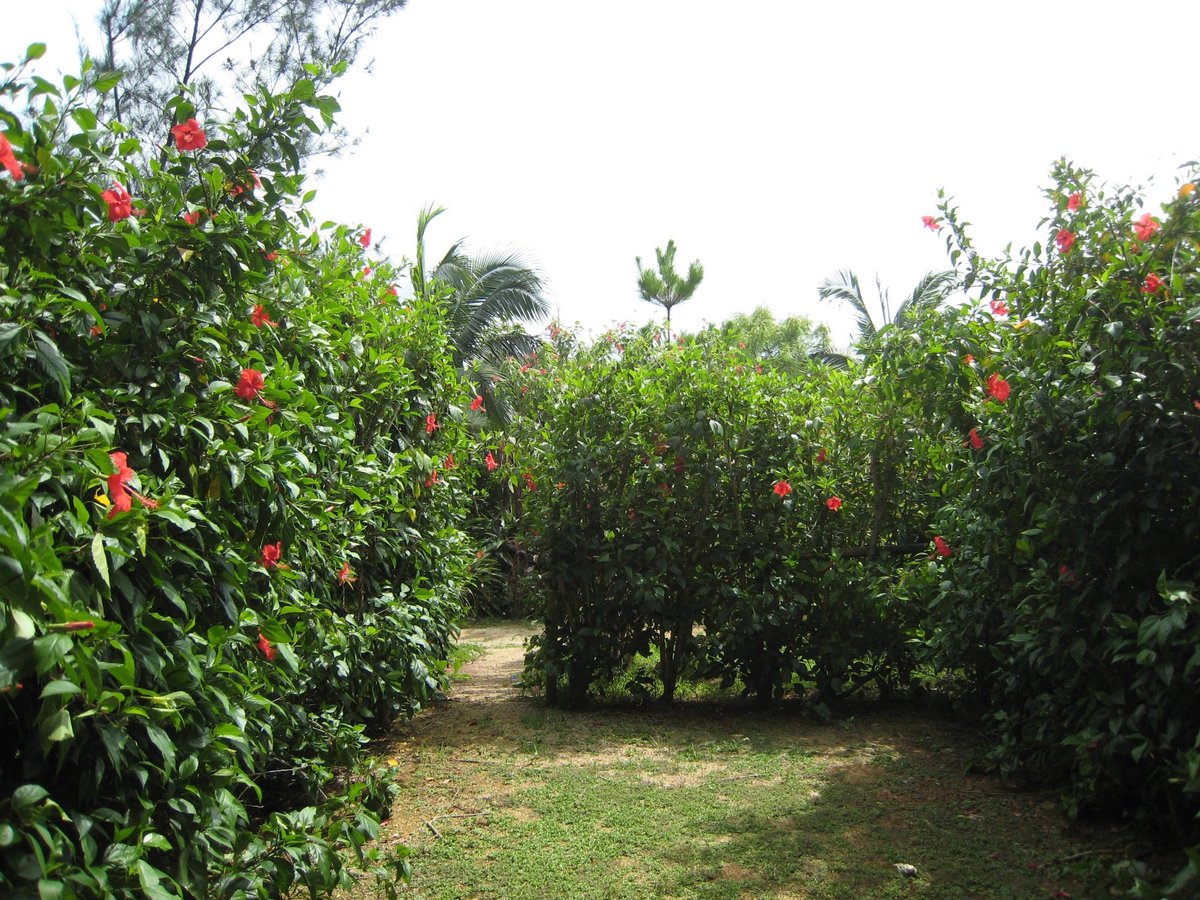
top-left (817, 269), bottom-right (956, 357)
top-left (636, 240), bottom-right (704, 341)
top-left (412, 206), bottom-right (550, 422)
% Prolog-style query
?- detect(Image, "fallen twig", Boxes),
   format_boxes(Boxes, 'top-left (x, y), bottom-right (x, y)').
top-left (1055, 847), bottom-right (1128, 864)
top-left (423, 811), bottom-right (492, 840)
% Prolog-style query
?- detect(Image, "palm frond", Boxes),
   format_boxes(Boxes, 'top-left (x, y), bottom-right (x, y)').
top-left (817, 270), bottom-right (876, 342)
top-left (893, 270), bottom-right (956, 327)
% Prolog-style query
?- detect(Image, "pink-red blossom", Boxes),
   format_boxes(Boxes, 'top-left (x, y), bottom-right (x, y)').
top-left (933, 536), bottom-right (952, 557)
top-left (425, 413), bottom-right (438, 433)
top-left (0, 132), bottom-right (22, 181)
top-left (359, 228), bottom-right (371, 248)
top-left (922, 215), bottom-right (942, 231)
top-left (470, 395), bottom-right (485, 412)
top-left (235, 368), bottom-right (265, 401)
top-left (1132, 213), bottom-right (1160, 242)
top-left (1055, 229), bottom-right (1076, 254)
top-left (485, 451), bottom-right (498, 472)
top-left (250, 304), bottom-right (277, 328)
top-left (816, 448), bottom-right (827, 464)
top-left (106, 450), bottom-right (156, 519)
top-left (261, 541), bottom-right (282, 569)
top-left (64, 620), bottom-right (96, 632)
top-left (1141, 273), bottom-right (1165, 294)
top-left (183, 209), bottom-right (203, 226)
top-left (967, 427), bottom-right (984, 450)
top-left (171, 118), bottom-right (207, 151)
top-left (773, 480), bottom-right (793, 497)
top-left (338, 561), bottom-right (356, 584)
top-left (826, 495), bottom-right (842, 511)
top-left (257, 632), bottom-right (276, 661)
top-left (102, 182), bottom-right (133, 222)
top-left (987, 373), bottom-right (1011, 403)
top-left (990, 298), bottom-right (1008, 316)
top-left (1067, 192), bottom-right (1082, 211)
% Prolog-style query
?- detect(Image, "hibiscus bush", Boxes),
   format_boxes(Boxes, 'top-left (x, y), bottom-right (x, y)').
top-left (915, 163), bottom-right (1200, 843)
top-left (507, 326), bottom-right (935, 708)
top-left (1, 48), bottom-right (472, 897)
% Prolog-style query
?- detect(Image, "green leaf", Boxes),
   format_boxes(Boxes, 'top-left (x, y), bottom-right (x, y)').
top-left (25, 43), bottom-right (47, 62)
top-left (39, 680), bottom-right (81, 699)
top-left (41, 708), bottom-right (74, 744)
top-left (91, 533), bottom-right (110, 589)
top-left (32, 634), bottom-right (71, 676)
top-left (11, 784), bottom-right (49, 812)
top-left (0, 322), bottom-right (22, 354)
top-left (92, 70), bottom-right (122, 93)
top-left (136, 860), bottom-right (176, 900)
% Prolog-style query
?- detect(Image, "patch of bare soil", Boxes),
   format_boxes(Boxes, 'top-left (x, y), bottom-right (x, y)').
top-left (373, 622), bottom-right (541, 842)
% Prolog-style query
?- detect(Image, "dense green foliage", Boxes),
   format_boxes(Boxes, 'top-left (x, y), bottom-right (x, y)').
top-left (3, 30), bottom-right (1198, 897)
top-left (1, 48), bottom-right (473, 897)
top-left (509, 167), bottom-right (1200, 887)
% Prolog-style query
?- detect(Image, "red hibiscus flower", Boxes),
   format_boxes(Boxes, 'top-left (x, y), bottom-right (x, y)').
top-left (102, 182), bottom-right (133, 222)
top-left (425, 470), bottom-right (439, 487)
top-left (445, 455), bottom-right (455, 469)
top-left (387, 284), bottom-right (398, 298)
top-left (235, 368), bottom-right (265, 401)
top-left (1067, 192), bottom-right (1082, 211)
top-left (485, 451), bottom-right (498, 472)
top-left (990, 298), bottom-right (1008, 316)
top-left (1141, 273), bottom-right (1165, 294)
top-left (523, 472), bottom-right (537, 492)
top-left (0, 132), bottom-right (23, 181)
top-left (261, 541), bottom-right (282, 569)
top-left (816, 448), bottom-right (827, 464)
top-left (826, 495), bottom-right (842, 511)
top-left (967, 427), bottom-right (984, 450)
top-left (470, 395), bottom-right (485, 412)
top-left (362, 266), bottom-right (372, 277)
top-left (922, 215), bottom-right (942, 231)
top-left (986, 373), bottom-right (1011, 403)
top-left (183, 209), bottom-right (203, 226)
top-left (106, 450), bottom-right (157, 518)
top-left (338, 561), bottom-right (356, 584)
top-left (64, 620), bottom-right (96, 632)
top-left (90, 324), bottom-right (104, 337)
top-left (257, 632), bottom-right (276, 661)
top-left (1055, 229), bottom-right (1076, 254)
top-left (964, 354), bottom-right (975, 366)
top-left (359, 228), bottom-right (371, 248)
top-left (674, 455), bottom-right (685, 474)
top-left (425, 413), bottom-right (438, 433)
top-left (933, 536), bottom-right (952, 557)
top-left (1132, 213), bottom-right (1160, 242)
top-left (773, 480), bottom-right (793, 497)
top-left (171, 118), bottom-right (207, 151)
top-left (250, 304), bottom-right (277, 328)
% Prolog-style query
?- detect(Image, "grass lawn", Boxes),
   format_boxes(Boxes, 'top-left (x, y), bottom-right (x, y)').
top-left (358, 623), bottom-right (1135, 899)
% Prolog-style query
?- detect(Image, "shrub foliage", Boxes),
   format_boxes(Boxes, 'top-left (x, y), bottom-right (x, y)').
top-left (1, 48), bottom-right (472, 897)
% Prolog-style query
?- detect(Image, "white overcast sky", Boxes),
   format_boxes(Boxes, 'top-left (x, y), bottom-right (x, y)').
top-left (5, 1), bottom-right (1198, 344)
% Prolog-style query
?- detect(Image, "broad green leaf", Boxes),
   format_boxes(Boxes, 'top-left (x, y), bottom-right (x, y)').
top-left (91, 533), bottom-right (110, 589)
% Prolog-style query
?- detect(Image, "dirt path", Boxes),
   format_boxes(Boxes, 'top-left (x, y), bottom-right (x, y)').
top-left (442, 623), bottom-right (537, 703)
